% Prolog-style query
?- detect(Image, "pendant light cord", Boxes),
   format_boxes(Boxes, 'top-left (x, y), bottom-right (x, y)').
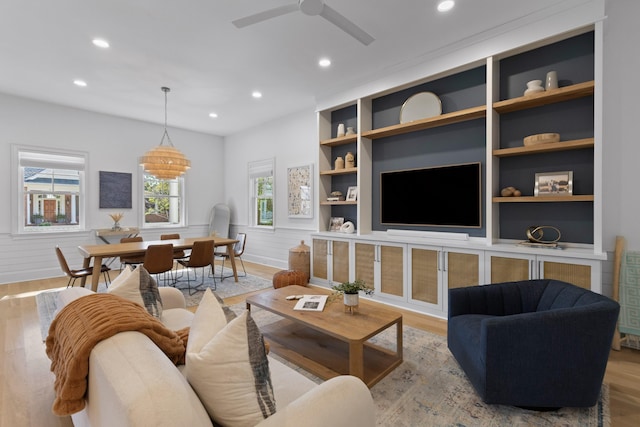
top-left (160, 86), bottom-right (173, 147)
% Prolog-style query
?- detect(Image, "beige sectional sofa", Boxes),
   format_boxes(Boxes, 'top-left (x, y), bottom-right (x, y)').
top-left (55, 287), bottom-right (375, 427)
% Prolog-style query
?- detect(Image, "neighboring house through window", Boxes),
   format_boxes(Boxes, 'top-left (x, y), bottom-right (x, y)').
top-left (248, 158), bottom-right (274, 229)
top-left (13, 146), bottom-right (86, 233)
top-left (142, 172), bottom-right (185, 227)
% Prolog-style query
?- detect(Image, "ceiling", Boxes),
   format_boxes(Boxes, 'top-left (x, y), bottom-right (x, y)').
top-left (0, 0), bottom-right (579, 136)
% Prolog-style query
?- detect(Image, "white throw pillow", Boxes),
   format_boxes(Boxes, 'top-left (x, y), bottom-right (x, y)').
top-left (107, 266), bottom-right (163, 317)
top-left (186, 288), bottom-right (228, 354)
top-left (186, 309), bottom-right (276, 427)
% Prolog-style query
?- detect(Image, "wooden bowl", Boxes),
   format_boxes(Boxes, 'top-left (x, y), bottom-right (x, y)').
top-left (523, 133), bottom-right (560, 146)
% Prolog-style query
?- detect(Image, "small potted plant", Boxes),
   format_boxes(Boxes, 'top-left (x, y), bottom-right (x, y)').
top-left (331, 279), bottom-right (373, 314)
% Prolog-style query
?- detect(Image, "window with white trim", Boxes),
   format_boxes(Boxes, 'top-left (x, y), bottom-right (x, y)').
top-left (14, 146), bottom-right (86, 233)
top-left (142, 173), bottom-right (186, 227)
top-left (248, 158), bottom-right (274, 229)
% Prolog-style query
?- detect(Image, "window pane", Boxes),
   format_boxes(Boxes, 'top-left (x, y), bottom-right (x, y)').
top-left (143, 174), bottom-right (183, 225)
top-left (23, 168), bottom-right (81, 227)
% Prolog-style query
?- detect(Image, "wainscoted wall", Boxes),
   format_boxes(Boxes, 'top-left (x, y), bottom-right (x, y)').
top-left (0, 93), bottom-right (224, 284)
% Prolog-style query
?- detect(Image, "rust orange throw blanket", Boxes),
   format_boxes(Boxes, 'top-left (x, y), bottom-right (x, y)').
top-left (45, 293), bottom-right (187, 416)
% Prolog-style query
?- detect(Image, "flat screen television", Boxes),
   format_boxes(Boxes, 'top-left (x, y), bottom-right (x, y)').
top-left (380, 162), bottom-right (481, 228)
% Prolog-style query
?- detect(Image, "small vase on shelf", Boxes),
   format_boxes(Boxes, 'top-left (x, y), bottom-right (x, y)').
top-left (546, 71), bottom-right (558, 90)
top-left (335, 156), bottom-right (345, 170)
top-left (345, 126), bottom-right (356, 135)
top-left (524, 80), bottom-right (545, 96)
top-left (337, 123), bottom-right (345, 137)
top-left (345, 152), bottom-right (355, 168)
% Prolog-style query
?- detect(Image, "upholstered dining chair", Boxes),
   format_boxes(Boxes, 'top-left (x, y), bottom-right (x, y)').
top-left (55, 246), bottom-right (111, 288)
top-left (215, 232), bottom-right (247, 281)
top-left (119, 236), bottom-right (145, 270)
top-left (142, 243), bottom-right (175, 286)
top-left (177, 239), bottom-right (215, 295)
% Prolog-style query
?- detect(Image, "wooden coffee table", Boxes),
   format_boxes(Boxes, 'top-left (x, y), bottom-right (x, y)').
top-left (246, 285), bottom-right (403, 388)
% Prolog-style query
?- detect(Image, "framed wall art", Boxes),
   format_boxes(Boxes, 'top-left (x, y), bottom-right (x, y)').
top-left (534, 171), bottom-right (573, 196)
top-left (99, 171), bottom-right (132, 208)
top-left (287, 163), bottom-right (313, 218)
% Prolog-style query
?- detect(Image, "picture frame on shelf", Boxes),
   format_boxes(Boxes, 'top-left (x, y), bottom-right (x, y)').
top-left (346, 186), bottom-right (358, 202)
top-left (534, 171), bottom-right (573, 196)
top-left (287, 164), bottom-right (313, 218)
top-left (329, 217), bottom-right (344, 232)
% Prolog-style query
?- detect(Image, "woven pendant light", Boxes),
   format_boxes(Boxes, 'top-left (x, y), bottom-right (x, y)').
top-left (139, 87), bottom-right (191, 179)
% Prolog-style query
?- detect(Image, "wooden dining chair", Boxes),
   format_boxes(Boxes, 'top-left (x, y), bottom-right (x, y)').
top-left (177, 239), bottom-right (215, 295)
top-left (142, 244), bottom-right (175, 286)
top-left (119, 236), bottom-right (145, 270)
top-left (55, 246), bottom-right (111, 288)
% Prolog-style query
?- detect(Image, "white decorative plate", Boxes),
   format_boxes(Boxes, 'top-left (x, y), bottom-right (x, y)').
top-left (400, 92), bottom-right (442, 124)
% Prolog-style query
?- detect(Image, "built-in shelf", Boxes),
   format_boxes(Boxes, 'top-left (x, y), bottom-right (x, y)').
top-left (493, 81), bottom-right (594, 114)
top-left (320, 167), bottom-right (358, 176)
top-left (320, 134), bottom-right (357, 147)
top-left (493, 138), bottom-right (594, 157)
top-left (493, 195), bottom-right (594, 203)
top-left (320, 200), bottom-right (358, 206)
top-left (362, 105), bottom-right (486, 140)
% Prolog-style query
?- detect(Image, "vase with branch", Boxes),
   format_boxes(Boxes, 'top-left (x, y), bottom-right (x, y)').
top-left (109, 212), bottom-right (124, 230)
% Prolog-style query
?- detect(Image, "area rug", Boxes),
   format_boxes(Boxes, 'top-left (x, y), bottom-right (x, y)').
top-left (233, 304), bottom-right (610, 427)
top-left (35, 267), bottom-right (272, 340)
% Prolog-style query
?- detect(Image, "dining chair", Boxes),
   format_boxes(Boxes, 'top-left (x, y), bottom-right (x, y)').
top-left (55, 246), bottom-right (111, 288)
top-left (161, 233), bottom-right (188, 279)
top-left (119, 236), bottom-right (145, 270)
top-left (177, 239), bottom-right (215, 295)
top-left (142, 243), bottom-right (175, 286)
top-left (215, 232), bottom-right (247, 281)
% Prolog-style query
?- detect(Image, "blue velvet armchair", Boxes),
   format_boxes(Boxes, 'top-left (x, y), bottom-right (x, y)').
top-left (448, 279), bottom-right (619, 408)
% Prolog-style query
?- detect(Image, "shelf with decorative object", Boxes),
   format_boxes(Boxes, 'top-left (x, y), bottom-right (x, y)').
top-left (320, 134), bottom-right (358, 147)
top-left (493, 138), bottom-right (594, 157)
top-left (319, 167), bottom-right (358, 176)
top-left (362, 105), bottom-right (486, 140)
top-left (492, 195), bottom-right (594, 203)
top-left (320, 200), bottom-right (358, 206)
top-left (493, 80), bottom-right (594, 114)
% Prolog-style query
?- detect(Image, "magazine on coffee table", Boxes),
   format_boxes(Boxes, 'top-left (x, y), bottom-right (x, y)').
top-left (293, 295), bottom-right (328, 312)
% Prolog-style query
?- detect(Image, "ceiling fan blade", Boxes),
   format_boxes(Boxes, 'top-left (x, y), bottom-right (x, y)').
top-left (232, 3), bottom-right (299, 28)
top-left (320, 4), bottom-right (374, 46)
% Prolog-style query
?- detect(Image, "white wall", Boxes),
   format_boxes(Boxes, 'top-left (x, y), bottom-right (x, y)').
top-left (0, 93), bottom-right (224, 283)
top-left (223, 109), bottom-right (317, 269)
top-left (601, 0), bottom-right (640, 251)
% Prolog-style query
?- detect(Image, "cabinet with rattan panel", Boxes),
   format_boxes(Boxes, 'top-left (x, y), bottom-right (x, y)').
top-left (485, 251), bottom-right (600, 290)
top-left (408, 245), bottom-right (484, 317)
top-left (353, 241), bottom-right (406, 303)
top-left (311, 237), bottom-right (351, 286)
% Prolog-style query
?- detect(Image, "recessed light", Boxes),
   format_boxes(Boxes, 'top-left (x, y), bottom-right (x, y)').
top-left (437, 1), bottom-right (455, 12)
top-left (209, 112), bottom-right (218, 118)
top-left (73, 80), bottom-right (87, 87)
top-left (319, 58), bottom-right (331, 67)
top-left (92, 38), bottom-right (110, 48)
top-left (252, 91), bottom-right (262, 99)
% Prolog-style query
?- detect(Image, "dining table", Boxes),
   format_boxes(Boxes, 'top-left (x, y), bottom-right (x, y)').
top-left (77, 236), bottom-right (239, 292)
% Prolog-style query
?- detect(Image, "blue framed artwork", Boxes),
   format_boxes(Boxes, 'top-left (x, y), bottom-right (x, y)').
top-left (99, 171), bottom-right (132, 208)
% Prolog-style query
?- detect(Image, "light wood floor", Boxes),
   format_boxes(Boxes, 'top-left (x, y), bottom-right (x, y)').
top-left (1, 261), bottom-right (639, 426)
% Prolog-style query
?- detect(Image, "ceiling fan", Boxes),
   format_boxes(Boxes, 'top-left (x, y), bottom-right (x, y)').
top-left (232, 0), bottom-right (375, 46)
